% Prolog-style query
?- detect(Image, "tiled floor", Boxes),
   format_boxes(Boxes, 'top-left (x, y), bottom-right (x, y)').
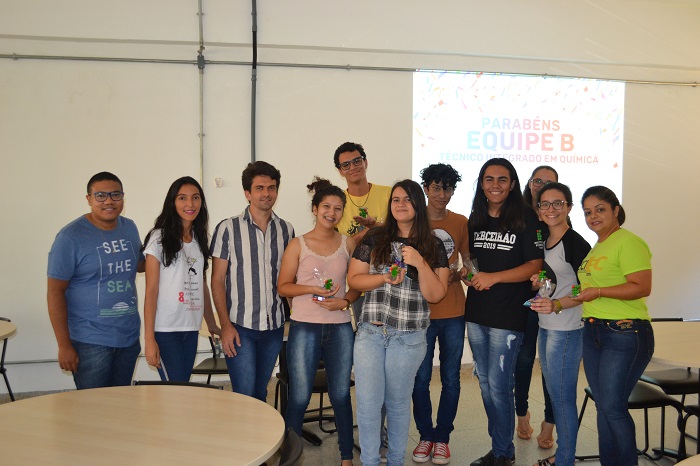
top-left (1, 361), bottom-right (697, 465)
top-left (276, 361), bottom-right (697, 466)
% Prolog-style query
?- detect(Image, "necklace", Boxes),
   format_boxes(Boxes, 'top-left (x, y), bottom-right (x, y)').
top-left (347, 183), bottom-right (372, 209)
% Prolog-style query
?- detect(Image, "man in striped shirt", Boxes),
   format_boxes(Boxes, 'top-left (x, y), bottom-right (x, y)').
top-left (210, 161), bottom-right (295, 401)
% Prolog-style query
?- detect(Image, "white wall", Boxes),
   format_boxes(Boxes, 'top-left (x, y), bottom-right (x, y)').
top-left (1, 0), bottom-right (699, 393)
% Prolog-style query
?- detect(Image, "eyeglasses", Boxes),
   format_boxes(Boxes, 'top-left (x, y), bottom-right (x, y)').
top-left (427, 184), bottom-right (455, 194)
top-left (91, 191), bottom-right (124, 202)
top-left (538, 200), bottom-right (570, 210)
top-left (338, 156), bottom-right (365, 171)
top-left (530, 178), bottom-right (554, 188)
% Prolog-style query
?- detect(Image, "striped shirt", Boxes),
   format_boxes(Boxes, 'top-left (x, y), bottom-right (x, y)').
top-left (210, 207), bottom-right (295, 331)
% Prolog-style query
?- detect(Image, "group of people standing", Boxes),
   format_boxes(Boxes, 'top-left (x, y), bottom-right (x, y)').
top-left (47, 142), bottom-right (653, 466)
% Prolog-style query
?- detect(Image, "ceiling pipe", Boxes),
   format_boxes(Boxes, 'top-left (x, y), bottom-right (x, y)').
top-left (250, 0), bottom-right (258, 162)
top-left (197, 0), bottom-right (206, 185)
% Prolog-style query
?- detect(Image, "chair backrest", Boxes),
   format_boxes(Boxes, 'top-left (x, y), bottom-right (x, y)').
top-left (132, 380), bottom-right (223, 390)
top-left (207, 336), bottom-right (224, 358)
top-left (651, 317), bottom-right (684, 322)
top-left (0, 317), bottom-right (9, 322)
top-left (278, 428), bottom-right (303, 466)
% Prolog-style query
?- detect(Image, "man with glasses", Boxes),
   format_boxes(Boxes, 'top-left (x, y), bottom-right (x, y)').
top-left (334, 141), bottom-right (392, 457)
top-left (48, 172), bottom-right (143, 389)
top-left (411, 163), bottom-right (470, 465)
top-left (334, 142), bottom-right (392, 243)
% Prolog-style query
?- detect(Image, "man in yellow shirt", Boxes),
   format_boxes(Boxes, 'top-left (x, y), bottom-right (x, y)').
top-left (334, 142), bottom-right (392, 243)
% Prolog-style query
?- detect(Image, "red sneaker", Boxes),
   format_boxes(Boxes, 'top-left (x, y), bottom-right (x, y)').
top-left (412, 440), bottom-right (434, 463)
top-left (432, 442), bottom-right (451, 464)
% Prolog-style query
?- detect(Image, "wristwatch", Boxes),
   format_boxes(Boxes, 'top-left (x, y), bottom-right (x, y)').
top-left (553, 299), bottom-right (563, 314)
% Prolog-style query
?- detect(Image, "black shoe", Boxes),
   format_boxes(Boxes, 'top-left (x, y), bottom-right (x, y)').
top-left (470, 450), bottom-right (494, 466)
top-left (494, 456), bottom-right (515, 466)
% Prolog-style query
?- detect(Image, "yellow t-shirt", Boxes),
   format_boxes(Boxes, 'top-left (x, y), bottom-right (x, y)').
top-left (337, 184), bottom-right (392, 237)
top-left (577, 228), bottom-right (652, 320)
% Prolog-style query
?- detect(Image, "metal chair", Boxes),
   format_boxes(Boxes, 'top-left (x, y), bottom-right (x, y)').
top-left (679, 404), bottom-right (700, 457)
top-left (575, 382), bottom-right (685, 461)
top-left (640, 318), bottom-right (700, 444)
top-left (0, 317), bottom-right (15, 401)
top-left (274, 330), bottom-right (356, 446)
top-left (279, 428), bottom-right (304, 466)
top-left (132, 380), bottom-right (223, 390)
top-left (191, 336), bottom-right (228, 384)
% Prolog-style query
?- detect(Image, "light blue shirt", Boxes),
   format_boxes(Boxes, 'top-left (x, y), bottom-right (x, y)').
top-left (48, 216), bottom-right (142, 347)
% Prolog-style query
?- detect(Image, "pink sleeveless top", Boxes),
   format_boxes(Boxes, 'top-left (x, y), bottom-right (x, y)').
top-left (290, 235), bottom-right (352, 324)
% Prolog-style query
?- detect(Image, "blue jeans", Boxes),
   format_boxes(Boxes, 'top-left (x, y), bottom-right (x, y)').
top-left (285, 321), bottom-right (355, 461)
top-left (467, 323), bottom-right (523, 459)
top-left (71, 339), bottom-right (141, 389)
top-left (582, 318), bottom-right (654, 466)
top-left (155, 331), bottom-right (199, 382)
top-left (539, 328), bottom-right (582, 466)
top-left (224, 324), bottom-right (284, 401)
top-left (412, 316), bottom-right (465, 443)
top-left (515, 309), bottom-right (554, 423)
top-left (354, 323), bottom-right (427, 466)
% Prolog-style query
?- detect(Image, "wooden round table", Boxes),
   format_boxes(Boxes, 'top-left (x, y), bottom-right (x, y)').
top-left (677, 454), bottom-right (700, 465)
top-left (0, 384), bottom-right (285, 465)
top-left (0, 319), bottom-right (17, 401)
top-left (0, 320), bottom-right (16, 340)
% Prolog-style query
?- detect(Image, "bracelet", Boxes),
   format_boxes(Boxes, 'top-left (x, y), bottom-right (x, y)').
top-left (342, 298), bottom-right (351, 309)
top-left (553, 299), bottom-right (563, 314)
top-left (597, 288), bottom-right (602, 299)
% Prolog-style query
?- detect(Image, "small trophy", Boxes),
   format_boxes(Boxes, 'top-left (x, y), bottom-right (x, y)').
top-left (384, 242), bottom-right (406, 278)
top-left (524, 270), bottom-right (556, 306)
top-left (312, 268), bottom-right (334, 301)
top-left (571, 284), bottom-right (581, 298)
top-left (463, 257), bottom-right (479, 281)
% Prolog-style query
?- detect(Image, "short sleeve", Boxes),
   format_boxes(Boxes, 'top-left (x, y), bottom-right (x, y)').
top-left (47, 231), bottom-right (77, 280)
top-left (569, 231), bottom-right (592, 273)
top-left (210, 220), bottom-right (231, 260)
top-left (143, 230), bottom-right (164, 264)
top-left (619, 234), bottom-right (652, 275)
top-left (522, 213), bottom-right (545, 263)
top-left (434, 236), bottom-right (449, 269)
top-left (352, 235), bottom-right (375, 263)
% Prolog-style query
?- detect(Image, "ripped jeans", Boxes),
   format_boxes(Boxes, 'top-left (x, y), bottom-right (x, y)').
top-left (467, 323), bottom-right (523, 459)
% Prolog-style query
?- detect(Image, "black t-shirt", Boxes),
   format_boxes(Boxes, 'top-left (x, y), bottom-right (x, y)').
top-left (465, 210), bottom-right (544, 332)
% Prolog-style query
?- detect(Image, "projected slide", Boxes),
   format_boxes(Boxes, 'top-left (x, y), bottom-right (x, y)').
top-left (412, 72), bottom-right (625, 244)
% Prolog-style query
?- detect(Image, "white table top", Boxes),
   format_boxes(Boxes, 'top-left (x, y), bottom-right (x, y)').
top-left (0, 320), bottom-right (16, 340)
top-left (0, 385), bottom-right (285, 465)
top-left (651, 321), bottom-right (700, 368)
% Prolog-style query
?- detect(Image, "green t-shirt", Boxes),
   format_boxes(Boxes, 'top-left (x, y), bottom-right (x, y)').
top-left (577, 228), bottom-right (652, 320)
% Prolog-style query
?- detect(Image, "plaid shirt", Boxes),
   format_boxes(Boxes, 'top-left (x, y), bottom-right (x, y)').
top-left (353, 235), bottom-right (448, 331)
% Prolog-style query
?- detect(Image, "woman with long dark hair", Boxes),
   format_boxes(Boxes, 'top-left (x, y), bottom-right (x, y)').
top-left (528, 182), bottom-right (591, 466)
top-left (348, 179), bottom-right (449, 466)
top-left (465, 158), bottom-right (543, 466)
top-left (142, 176), bottom-right (220, 381)
top-left (278, 177), bottom-right (360, 466)
top-left (573, 186), bottom-right (653, 466)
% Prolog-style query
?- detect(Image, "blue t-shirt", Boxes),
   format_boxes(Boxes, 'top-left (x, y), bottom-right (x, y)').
top-left (48, 216), bottom-right (143, 347)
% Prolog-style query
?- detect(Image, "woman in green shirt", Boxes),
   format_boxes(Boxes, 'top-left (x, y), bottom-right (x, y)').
top-left (573, 185), bottom-right (653, 466)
